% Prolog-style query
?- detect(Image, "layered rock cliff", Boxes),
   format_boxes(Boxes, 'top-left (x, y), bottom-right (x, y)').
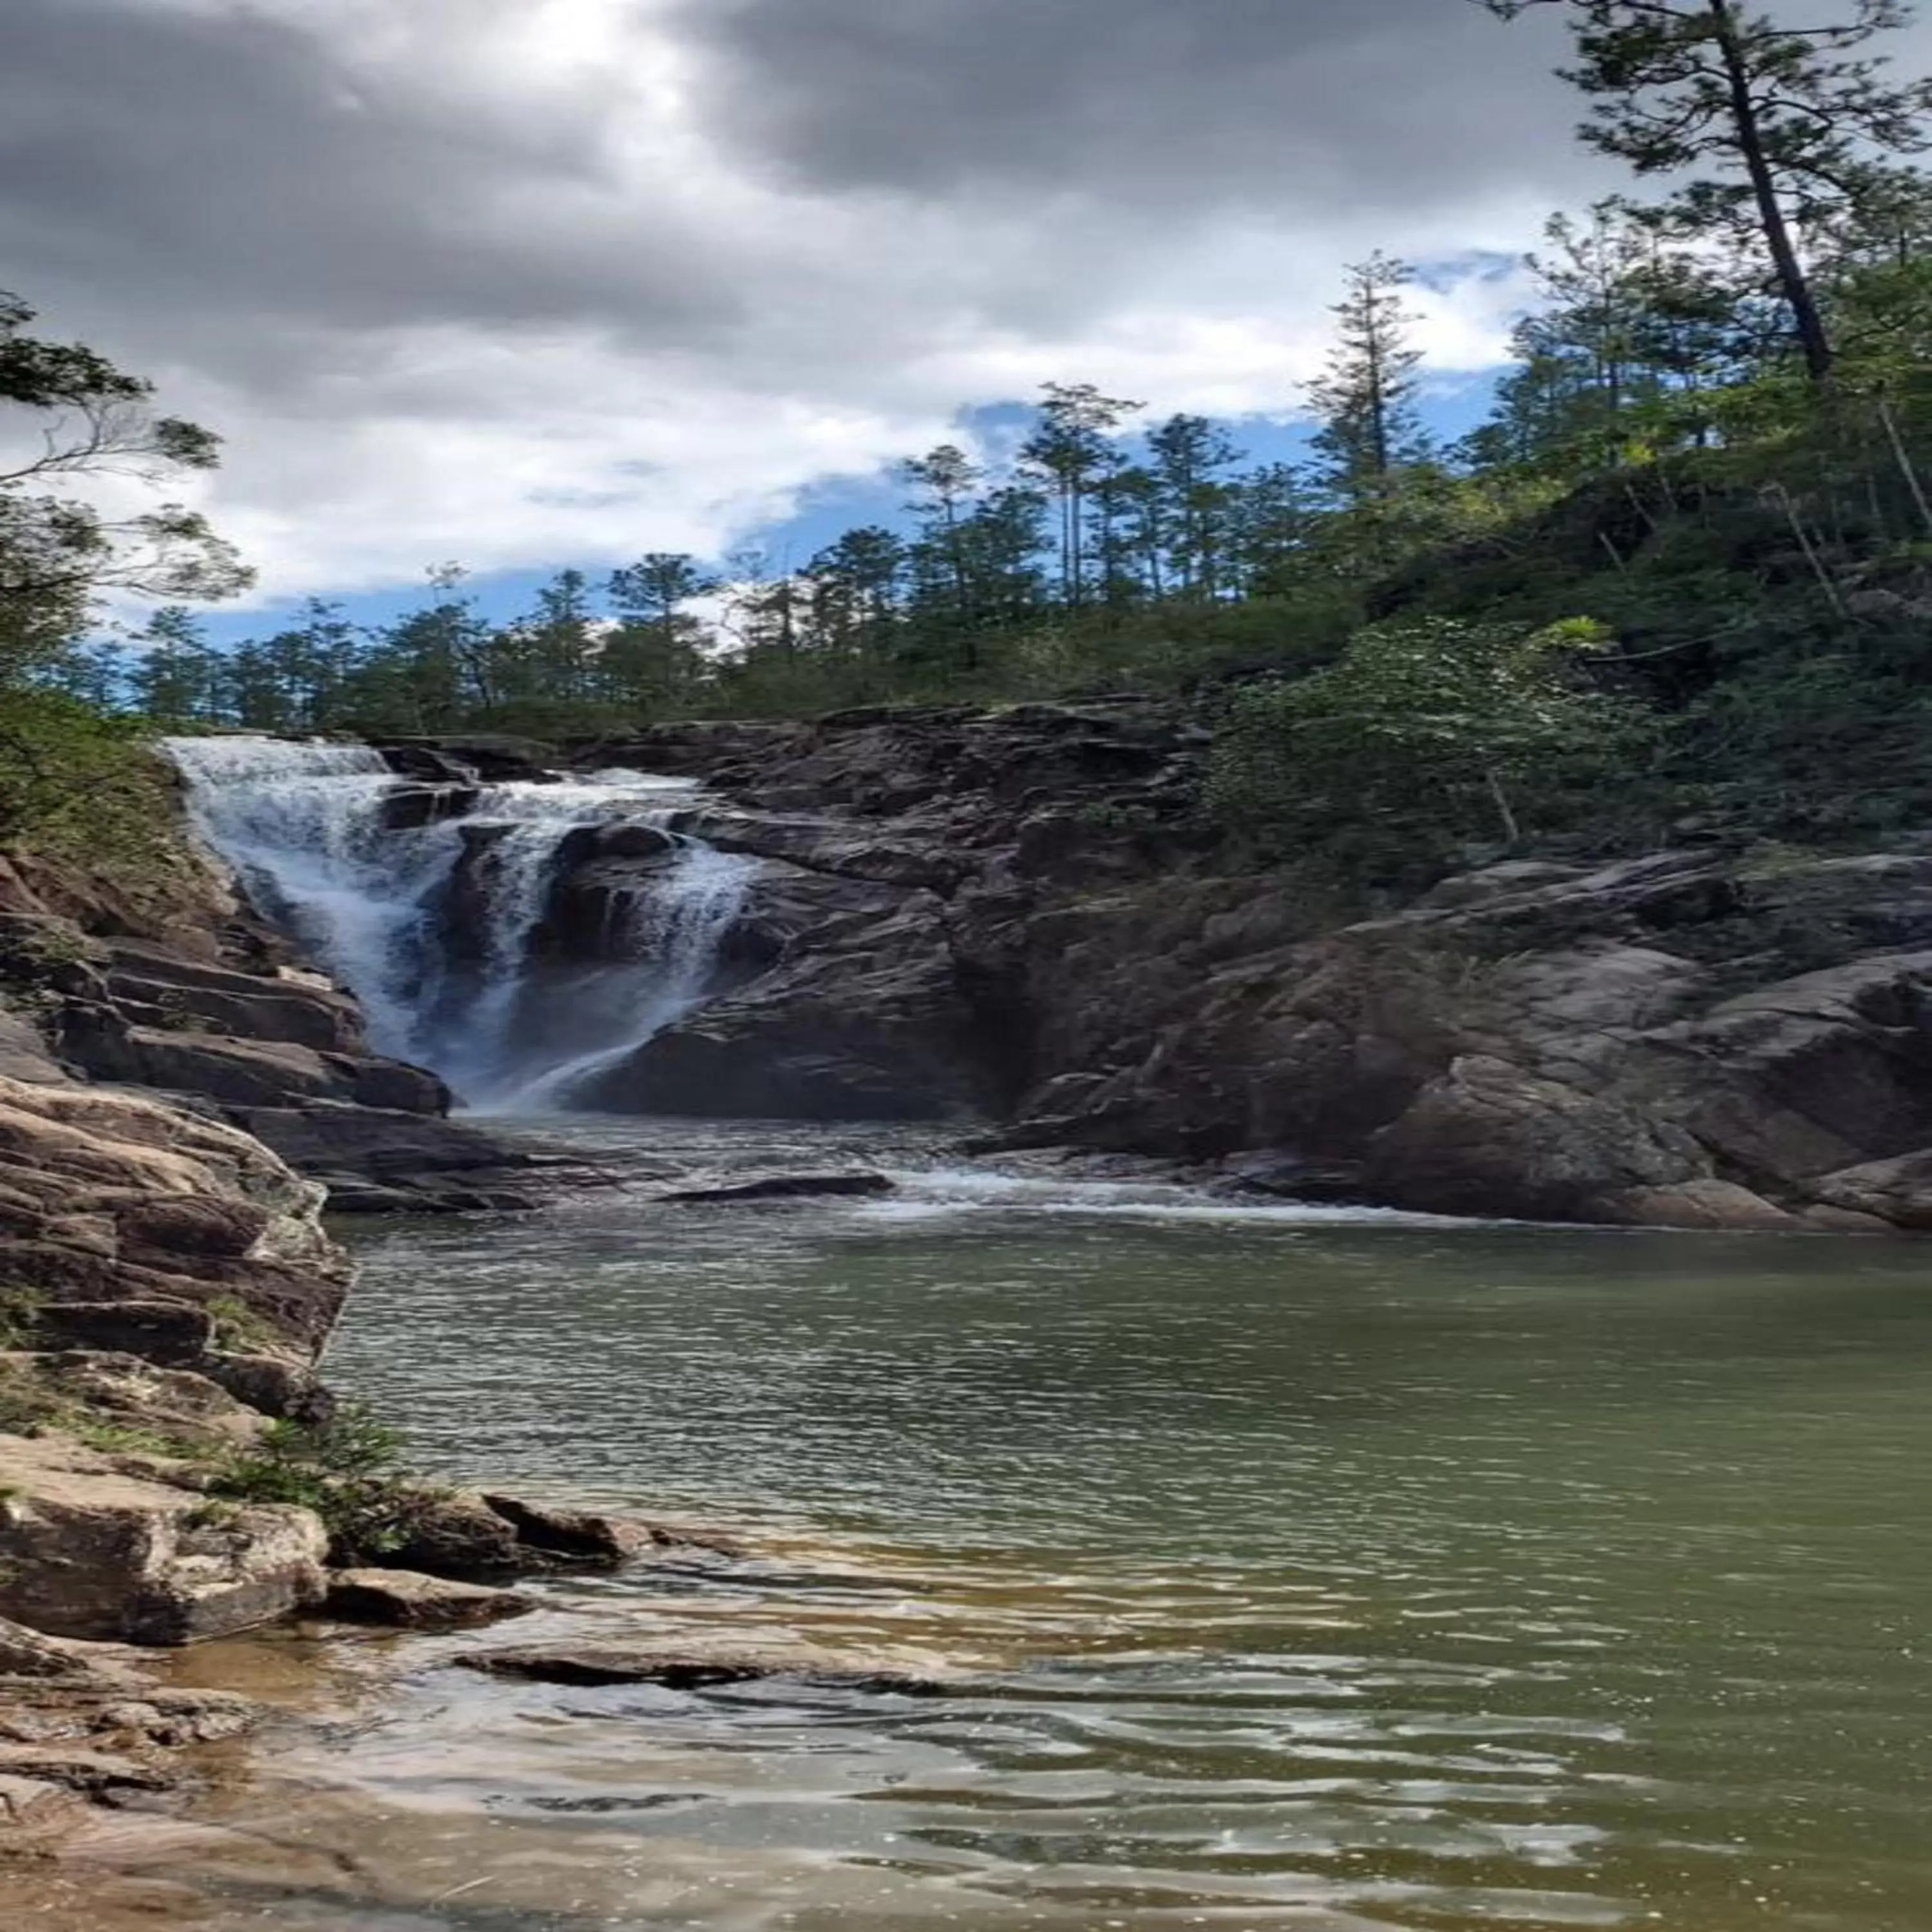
top-left (516, 704), bottom-right (1932, 1233)
top-left (0, 815), bottom-right (565, 1214)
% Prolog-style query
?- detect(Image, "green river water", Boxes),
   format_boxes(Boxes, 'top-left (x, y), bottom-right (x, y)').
top-left (137, 1124), bottom-right (1932, 1932)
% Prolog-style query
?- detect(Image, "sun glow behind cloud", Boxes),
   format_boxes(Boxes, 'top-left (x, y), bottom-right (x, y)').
top-left (0, 0), bottom-right (1615, 607)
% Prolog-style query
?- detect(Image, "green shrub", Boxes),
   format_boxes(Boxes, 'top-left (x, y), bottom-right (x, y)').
top-left (0, 1288), bottom-right (46, 1352)
top-left (1206, 616), bottom-right (1656, 877)
top-left (0, 690), bottom-right (202, 920)
top-left (210, 1403), bottom-right (437, 1560)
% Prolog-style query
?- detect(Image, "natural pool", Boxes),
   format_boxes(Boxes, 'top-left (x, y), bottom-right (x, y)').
top-left (108, 1124), bottom-right (1932, 1931)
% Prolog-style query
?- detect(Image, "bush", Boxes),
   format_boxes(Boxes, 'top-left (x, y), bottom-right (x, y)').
top-left (211, 1403), bottom-right (437, 1561)
top-left (0, 690), bottom-right (202, 918)
top-left (1206, 616), bottom-right (1656, 878)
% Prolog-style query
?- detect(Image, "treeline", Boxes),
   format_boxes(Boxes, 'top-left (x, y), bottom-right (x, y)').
top-left (8, 0), bottom-right (1932, 862)
top-left (55, 200), bottom-right (1932, 739)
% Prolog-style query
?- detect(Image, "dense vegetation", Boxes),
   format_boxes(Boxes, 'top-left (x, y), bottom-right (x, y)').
top-left (5, 0), bottom-right (1932, 876)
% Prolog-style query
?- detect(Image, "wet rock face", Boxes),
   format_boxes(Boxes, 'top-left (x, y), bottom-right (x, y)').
top-left (491, 705), bottom-right (1211, 1124)
top-left (552, 712), bottom-right (1932, 1231)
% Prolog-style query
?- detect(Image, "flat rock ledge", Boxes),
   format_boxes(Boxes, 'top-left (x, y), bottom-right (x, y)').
top-left (456, 1642), bottom-right (948, 1696)
top-left (0, 1614), bottom-right (261, 1857)
top-left (323, 1569), bottom-right (536, 1632)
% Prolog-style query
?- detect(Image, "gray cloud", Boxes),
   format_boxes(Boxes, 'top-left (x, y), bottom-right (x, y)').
top-left (0, 0), bottom-right (1723, 598)
top-left (678, 0), bottom-right (1583, 212)
top-left (0, 0), bottom-right (732, 362)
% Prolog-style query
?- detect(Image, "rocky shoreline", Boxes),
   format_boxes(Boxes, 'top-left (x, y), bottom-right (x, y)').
top-left (0, 1063), bottom-right (701, 1860)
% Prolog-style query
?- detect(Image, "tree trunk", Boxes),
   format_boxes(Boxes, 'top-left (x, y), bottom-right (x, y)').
top-left (1707, 0), bottom-right (1833, 383)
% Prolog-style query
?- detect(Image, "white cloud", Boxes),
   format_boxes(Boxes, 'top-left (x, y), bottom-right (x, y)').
top-left (0, 0), bottom-right (1633, 604)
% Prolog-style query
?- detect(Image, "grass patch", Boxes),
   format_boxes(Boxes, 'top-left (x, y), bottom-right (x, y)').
top-left (205, 1294), bottom-right (280, 1356)
top-left (0, 1289), bottom-right (46, 1353)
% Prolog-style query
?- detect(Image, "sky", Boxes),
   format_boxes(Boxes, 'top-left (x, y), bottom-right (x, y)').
top-left (0, 0), bottom-right (1693, 643)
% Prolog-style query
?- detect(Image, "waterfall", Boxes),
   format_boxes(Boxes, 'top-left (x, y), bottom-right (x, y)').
top-left (164, 737), bottom-right (756, 1113)
top-left (166, 736), bottom-right (448, 1057)
top-left (494, 837), bottom-right (761, 1114)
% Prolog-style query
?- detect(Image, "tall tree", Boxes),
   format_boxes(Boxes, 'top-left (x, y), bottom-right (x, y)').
top-left (607, 553), bottom-right (716, 711)
top-left (359, 569), bottom-right (496, 729)
top-left (961, 487), bottom-right (1052, 629)
top-left (1148, 414), bottom-right (1243, 597)
top-left (1307, 254), bottom-right (1430, 506)
top-left (806, 526), bottom-right (906, 665)
top-left (0, 292), bottom-right (248, 683)
top-left (126, 606), bottom-right (221, 723)
top-left (900, 444), bottom-right (983, 639)
top-left (1019, 383), bottom-right (1143, 608)
top-left (1481, 1), bottom-right (1932, 383)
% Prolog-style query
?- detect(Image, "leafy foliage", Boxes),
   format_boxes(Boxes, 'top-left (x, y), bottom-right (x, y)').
top-left (210, 1403), bottom-right (437, 1562)
top-left (1207, 618), bottom-right (1652, 874)
top-left (0, 292), bottom-right (248, 685)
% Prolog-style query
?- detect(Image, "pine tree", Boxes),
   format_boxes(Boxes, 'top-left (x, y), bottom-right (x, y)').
top-left (806, 526), bottom-right (906, 665)
top-left (900, 444), bottom-right (983, 643)
top-left (126, 606), bottom-right (221, 723)
top-left (1307, 254), bottom-right (1430, 506)
top-left (1148, 415), bottom-right (1243, 598)
top-left (1482, 1), bottom-right (1932, 383)
top-left (1020, 383), bottom-right (1143, 608)
top-left (607, 554), bottom-right (716, 712)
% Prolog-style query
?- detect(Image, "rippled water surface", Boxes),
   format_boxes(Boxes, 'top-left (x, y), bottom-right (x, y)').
top-left (174, 1124), bottom-right (1932, 1930)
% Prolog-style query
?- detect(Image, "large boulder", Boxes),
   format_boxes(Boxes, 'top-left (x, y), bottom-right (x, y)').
top-left (1361, 1055), bottom-right (1796, 1228)
top-left (0, 1435), bottom-right (328, 1645)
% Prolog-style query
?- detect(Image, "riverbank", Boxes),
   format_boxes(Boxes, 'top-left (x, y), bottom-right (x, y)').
top-left (5, 712), bottom-right (1932, 1924)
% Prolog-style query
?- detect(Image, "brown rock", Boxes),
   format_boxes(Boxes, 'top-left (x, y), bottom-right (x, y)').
top-left (0, 1010), bottom-right (64, 1086)
top-left (0, 1615), bottom-right (146, 1685)
top-left (0, 1742), bottom-right (174, 1793)
top-left (0, 1434), bottom-right (328, 1645)
top-left (384, 1490), bottom-right (525, 1580)
top-left (0, 1072), bottom-right (352, 1361)
top-left (323, 1569), bottom-right (535, 1631)
top-left (482, 1493), bottom-right (657, 1566)
top-left (0, 1772), bottom-right (88, 1841)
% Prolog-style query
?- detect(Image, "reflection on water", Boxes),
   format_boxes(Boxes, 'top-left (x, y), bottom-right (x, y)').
top-left (127, 1125), bottom-right (1932, 1929)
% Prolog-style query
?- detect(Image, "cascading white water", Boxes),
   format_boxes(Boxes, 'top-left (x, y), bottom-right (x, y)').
top-left (166, 736), bottom-right (451, 1057)
top-left (163, 737), bottom-right (757, 1113)
top-left (495, 837), bottom-right (761, 1113)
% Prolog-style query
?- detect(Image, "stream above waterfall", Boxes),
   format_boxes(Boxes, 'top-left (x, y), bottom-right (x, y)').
top-left (164, 737), bottom-right (758, 1111)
